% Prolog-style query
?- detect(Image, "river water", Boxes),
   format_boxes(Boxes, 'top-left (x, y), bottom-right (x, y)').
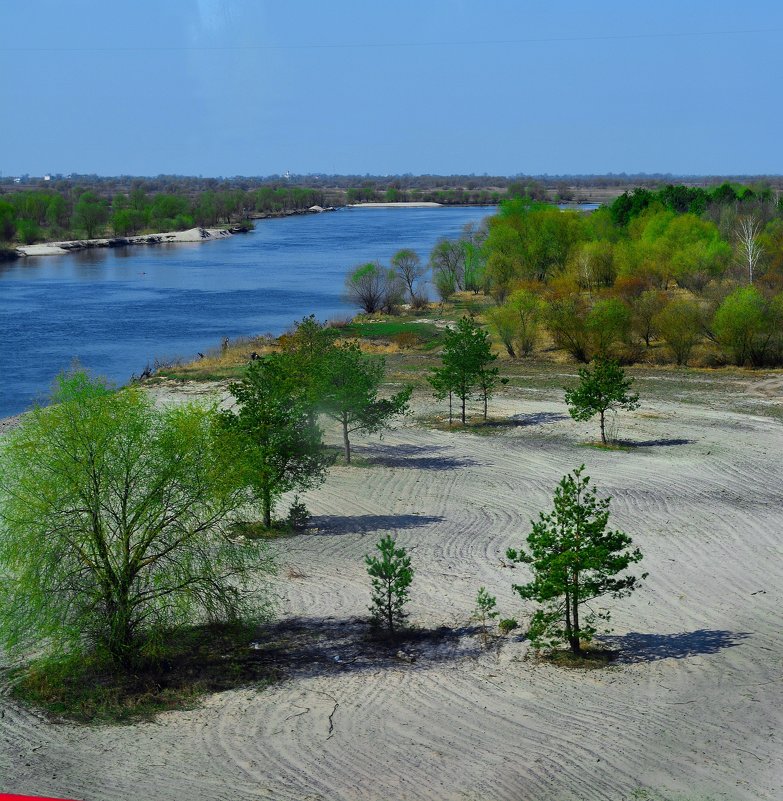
top-left (0, 206), bottom-right (497, 417)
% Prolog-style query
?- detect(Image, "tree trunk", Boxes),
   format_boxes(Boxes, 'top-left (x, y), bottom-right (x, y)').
top-left (343, 415), bottom-right (351, 464)
top-left (262, 483), bottom-right (272, 528)
top-left (448, 392), bottom-right (453, 425)
top-left (570, 571), bottom-right (581, 655)
top-left (461, 394), bottom-right (466, 425)
top-left (600, 410), bottom-right (607, 444)
top-left (483, 391), bottom-right (488, 421)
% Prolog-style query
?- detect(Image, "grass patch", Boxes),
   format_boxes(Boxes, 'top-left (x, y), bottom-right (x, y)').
top-left (578, 440), bottom-right (631, 452)
top-left (342, 319), bottom-right (443, 350)
top-left (10, 622), bottom-right (278, 724)
top-left (539, 647), bottom-right (619, 669)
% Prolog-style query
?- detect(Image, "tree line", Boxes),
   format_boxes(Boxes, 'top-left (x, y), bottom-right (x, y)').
top-left (0, 185), bottom-right (327, 244)
top-left (345, 182), bottom-right (783, 368)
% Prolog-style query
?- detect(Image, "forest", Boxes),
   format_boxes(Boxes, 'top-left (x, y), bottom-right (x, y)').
top-left (412, 182), bottom-right (783, 368)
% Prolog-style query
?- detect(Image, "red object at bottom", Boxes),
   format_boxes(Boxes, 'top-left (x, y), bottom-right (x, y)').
top-left (0, 795), bottom-right (81, 801)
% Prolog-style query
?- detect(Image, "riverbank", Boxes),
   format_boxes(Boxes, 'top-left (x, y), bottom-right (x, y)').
top-left (15, 227), bottom-right (240, 257)
top-left (348, 201), bottom-right (443, 208)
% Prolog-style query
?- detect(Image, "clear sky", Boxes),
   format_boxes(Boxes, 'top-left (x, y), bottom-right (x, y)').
top-left (2, 0), bottom-right (782, 177)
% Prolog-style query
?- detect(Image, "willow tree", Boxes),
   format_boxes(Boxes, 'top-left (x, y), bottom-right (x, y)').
top-left (0, 372), bottom-right (271, 666)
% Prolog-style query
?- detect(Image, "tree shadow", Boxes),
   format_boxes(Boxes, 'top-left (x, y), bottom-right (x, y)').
top-left (250, 616), bottom-right (479, 679)
top-left (357, 443), bottom-right (479, 470)
top-left (309, 513), bottom-right (444, 535)
top-left (617, 438), bottom-right (693, 448)
top-left (489, 411), bottom-right (569, 427)
top-left (603, 629), bottom-right (749, 663)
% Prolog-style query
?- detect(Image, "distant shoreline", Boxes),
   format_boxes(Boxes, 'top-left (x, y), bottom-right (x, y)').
top-left (348, 201), bottom-right (443, 208)
top-left (15, 226), bottom-right (237, 257)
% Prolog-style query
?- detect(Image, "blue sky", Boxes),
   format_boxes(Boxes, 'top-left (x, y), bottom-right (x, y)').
top-left (2, 0), bottom-right (782, 176)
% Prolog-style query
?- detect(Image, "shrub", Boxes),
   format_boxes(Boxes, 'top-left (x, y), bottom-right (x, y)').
top-left (498, 618), bottom-right (519, 635)
top-left (654, 298), bottom-right (704, 365)
top-left (366, 535), bottom-right (414, 635)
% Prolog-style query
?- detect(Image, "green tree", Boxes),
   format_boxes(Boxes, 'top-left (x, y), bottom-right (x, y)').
top-left (345, 261), bottom-right (404, 314)
top-left (222, 355), bottom-right (333, 527)
top-left (654, 298), bottom-right (704, 365)
top-left (564, 357), bottom-right (640, 445)
top-left (319, 343), bottom-right (412, 463)
top-left (0, 371), bottom-right (270, 666)
top-left (281, 315), bottom-right (339, 431)
top-left (430, 316), bottom-right (498, 424)
top-left (474, 587), bottom-right (499, 645)
top-left (587, 298), bottom-right (631, 358)
top-left (712, 286), bottom-right (783, 366)
top-left (73, 191), bottom-right (109, 238)
top-left (507, 466), bottom-right (645, 654)
top-left (366, 535), bottom-right (413, 635)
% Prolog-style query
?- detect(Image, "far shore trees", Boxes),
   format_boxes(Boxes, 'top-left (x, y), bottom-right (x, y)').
top-left (430, 316), bottom-right (500, 424)
top-left (319, 343), bottom-right (412, 463)
top-left (564, 357), bottom-right (640, 445)
top-left (222, 355), bottom-right (333, 527)
top-left (507, 466), bottom-right (646, 655)
top-left (0, 371), bottom-right (272, 667)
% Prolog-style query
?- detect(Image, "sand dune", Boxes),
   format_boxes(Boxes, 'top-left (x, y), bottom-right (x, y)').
top-left (1, 377), bottom-right (781, 800)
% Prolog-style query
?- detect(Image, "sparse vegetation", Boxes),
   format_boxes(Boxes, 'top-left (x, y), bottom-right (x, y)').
top-left (366, 535), bottom-right (414, 636)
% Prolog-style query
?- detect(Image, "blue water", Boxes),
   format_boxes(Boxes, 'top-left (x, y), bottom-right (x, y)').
top-left (0, 206), bottom-right (496, 417)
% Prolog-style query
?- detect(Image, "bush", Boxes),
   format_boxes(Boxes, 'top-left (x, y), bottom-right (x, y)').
top-left (498, 618), bottom-right (519, 635)
top-left (654, 298), bottom-right (704, 365)
top-left (287, 496), bottom-right (310, 530)
top-left (712, 286), bottom-right (783, 366)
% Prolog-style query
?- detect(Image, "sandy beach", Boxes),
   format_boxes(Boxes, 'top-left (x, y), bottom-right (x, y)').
top-left (1, 368), bottom-right (781, 801)
top-left (15, 227), bottom-right (233, 257)
top-left (349, 202), bottom-right (444, 208)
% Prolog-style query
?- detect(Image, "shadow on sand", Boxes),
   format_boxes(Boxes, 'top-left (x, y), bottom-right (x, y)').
top-left (617, 437), bottom-right (693, 448)
top-left (252, 617), bottom-right (480, 678)
top-left (310, 513), bottom-right (443, 535)
top-left (604, 629), bottom-right (749, 663)
top-left (357, 443), bottom-right (479, 470)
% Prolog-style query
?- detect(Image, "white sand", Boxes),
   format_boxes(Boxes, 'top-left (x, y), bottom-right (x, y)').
top-left (16, 228), bottom-right (231, 257)
top-left (349, 202), bottom-right (443, 208)
top-left (1, 372), bottom-right (782, 800)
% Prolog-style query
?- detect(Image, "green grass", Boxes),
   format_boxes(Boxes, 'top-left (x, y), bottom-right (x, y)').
top-left (10, 622), bottom-right (278, 723)
top-left (342, 318), bottom-right (443, 349)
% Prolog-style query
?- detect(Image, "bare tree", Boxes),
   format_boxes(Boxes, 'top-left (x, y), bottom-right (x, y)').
top-left (391, 249), bottom-right (425, 302)
top-left (736, 216), bottom-right (763, 284)
top-left (345, 262), bottom-right (386, 313)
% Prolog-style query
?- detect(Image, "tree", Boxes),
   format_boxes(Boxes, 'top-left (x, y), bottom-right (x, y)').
top-left (429, 316), bottom-right (499, 424)
top-left (474, 587), bottom-right (499, 645)
top-left (736, 215), bottom-right (763, 284)
top-left (507, 466), bottom-right (645, 654)
top-left (630, 289), bottom-right (667, 347)
top-left (366, 535), bottom-right (413, 635)
top-left (222, 355), bottom-right (333, 527)
top-left (430, 238), bottom-right (466, 291)
top-left (73, 191), bottom-right (109, 238)
top-left (654, 298), bottom-right (703, 365)
top-left (280, 315), bottom-right (339, 431)
top-left (0, 371), bottom-right (270, 667)
top-left (564, 357), bottom-right (640, 445)
top-left (319, 343), bottom-right (412, 464)
top-left (712, 286), bottom-right (783, 366)
top-left (345, 262), bottom-right (404, 314)
top-left (391, 249), bottom-right (425, 303)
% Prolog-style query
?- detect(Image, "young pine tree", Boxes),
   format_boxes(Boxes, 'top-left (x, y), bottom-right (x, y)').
top-left (366, 535), bottom-right (414, 635)
top-left (507, 466), bottom-right (646, 655)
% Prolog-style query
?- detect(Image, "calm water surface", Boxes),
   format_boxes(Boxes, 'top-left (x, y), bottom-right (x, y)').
top-left (0, 206), bottom-right (496, 417)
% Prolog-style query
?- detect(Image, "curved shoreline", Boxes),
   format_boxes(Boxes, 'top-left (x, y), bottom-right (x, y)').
top-left (15, 226), bottom-right (237, 257)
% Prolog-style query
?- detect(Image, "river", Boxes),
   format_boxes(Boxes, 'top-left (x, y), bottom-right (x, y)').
top-left (0, 206), bottom-right (498, 417)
